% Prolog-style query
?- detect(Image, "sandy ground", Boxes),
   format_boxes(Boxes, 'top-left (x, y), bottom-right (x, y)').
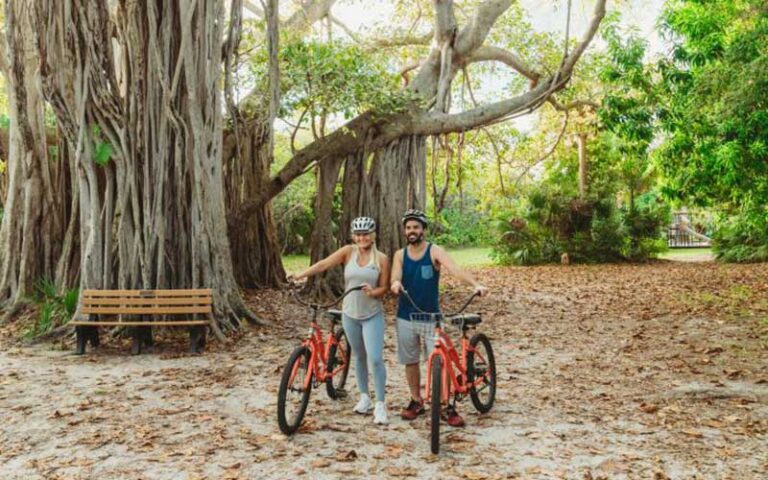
top-left (1, 261), bottom-right (767, 479)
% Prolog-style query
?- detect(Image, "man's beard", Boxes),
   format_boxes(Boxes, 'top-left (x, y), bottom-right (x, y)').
top-left (406, 233), bottom-right (424, 245)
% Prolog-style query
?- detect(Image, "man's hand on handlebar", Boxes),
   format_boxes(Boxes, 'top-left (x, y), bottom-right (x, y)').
top-left (390, 281), bottom-right (403, 295)
top-left (473, 284), bottom-right (488, 297)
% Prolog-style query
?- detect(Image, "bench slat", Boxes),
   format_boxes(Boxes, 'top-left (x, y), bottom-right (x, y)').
top-left (83, 289), bottom-right (213, 297)
top-left (70, 320), bottom-right (210, 326)
top-left (83, 297), bottom-right (213, 306)
top-left (82, 306), bottom-right (212, 315)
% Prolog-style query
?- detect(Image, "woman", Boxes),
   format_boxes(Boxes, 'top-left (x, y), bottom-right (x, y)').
top-left (291, 217), bottom-right (390, 425)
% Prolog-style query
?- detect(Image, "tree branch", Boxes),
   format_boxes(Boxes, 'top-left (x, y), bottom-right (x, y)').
top-left (367, 31), bottom-right (433, 49)
top-left (433, 0), bottom-right (458, 44)
top-left (456, 0), bottom-right (514, 55)
top-left (416, 0), bottom-right (606, 133)
top-left (400, 60), bottom-right (423, 86)
top-left (548, 97), bottom-right (599, 112)
top-left (515, 111), bottom-right (569, 185)
top-left (284, 0), bottom-right (337, 32)
top-left (327, 12), bottom-right (361, 43)
top-left (244, 0), bottom-right (264, 17)
top-left (464, 45), bottom-right (541, 83)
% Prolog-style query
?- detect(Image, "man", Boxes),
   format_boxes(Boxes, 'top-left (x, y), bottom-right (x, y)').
top-left (390, 209), bottom-right (487, 427)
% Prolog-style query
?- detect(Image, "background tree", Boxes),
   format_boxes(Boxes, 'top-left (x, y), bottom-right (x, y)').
top-left (656, 0), bottom-right (768, 261)
top-left (31, 0), bottom-right (252, 335)
top-left (0, 0), bottom-right (75, 316)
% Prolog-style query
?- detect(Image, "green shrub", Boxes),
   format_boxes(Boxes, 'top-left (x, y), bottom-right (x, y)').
top-left (713, 208), bottom-right (768, 262)
top-left (25, 279), bottom-right (79, 338)
top-left (432, 196), bottom-right (494, 248)
top-left (492, 186), bottom-right (669, 265)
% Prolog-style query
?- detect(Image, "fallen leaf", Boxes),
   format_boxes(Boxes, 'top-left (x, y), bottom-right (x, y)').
top-left (384, 466), bottom-right (418, 477)
top-left (311, 459), bottom-right (332, 468)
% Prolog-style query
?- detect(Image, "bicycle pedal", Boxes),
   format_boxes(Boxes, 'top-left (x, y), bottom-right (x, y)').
top-left (336, 389), bottom-right (348, 398)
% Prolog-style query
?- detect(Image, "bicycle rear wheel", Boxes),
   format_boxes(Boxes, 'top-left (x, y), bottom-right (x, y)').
top-left (430, 356), bottom-right (443, 454)
top-left (277, 346), bottom-right (313, 435)
top-left (326, 329), bottom-right (351, 399)
top-left (467, 333), bottom-right (496, 413)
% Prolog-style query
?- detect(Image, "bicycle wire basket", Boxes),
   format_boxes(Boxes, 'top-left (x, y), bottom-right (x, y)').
top-left (404, 311), bottom-right (465, 353)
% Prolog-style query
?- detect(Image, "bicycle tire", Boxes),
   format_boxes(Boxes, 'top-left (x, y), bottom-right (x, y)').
top-left (277, 346), bottom-right (313, 435)
top-left (430, 356), bottom-right (443, 454)
top-left (467, 333), bottom-right (496, 413)
top-left (326, 329), bottom-right (351, 399)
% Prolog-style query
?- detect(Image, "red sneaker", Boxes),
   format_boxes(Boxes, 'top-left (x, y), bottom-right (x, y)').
top-left (444, 406), bottom-right (465, 427)
top-left (400, 399), bottom-right (425, 420)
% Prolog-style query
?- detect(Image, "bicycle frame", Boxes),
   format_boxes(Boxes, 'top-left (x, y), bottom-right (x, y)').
top-left (298, 317), bottom-right (342, 389)
top-left (285, 284), bottom-right (361, 393)
top-left (424, 324), bottom-right (490, 404)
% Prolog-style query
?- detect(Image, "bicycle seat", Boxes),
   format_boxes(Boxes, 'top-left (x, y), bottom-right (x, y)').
top-left (450, 314), bottom-right (482, 326)
top-left (323, 309), bottom-right (343, 323)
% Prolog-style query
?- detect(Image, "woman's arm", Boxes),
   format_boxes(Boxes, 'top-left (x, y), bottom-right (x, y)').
top-left (364, 254), bottom-right (390, 298)
top-left (293, 246), bottom-right (351, 280)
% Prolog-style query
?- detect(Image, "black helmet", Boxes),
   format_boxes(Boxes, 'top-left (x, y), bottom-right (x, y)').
top-left (401, 209), bottom-right (428, 227)
top-left (351, 216), bottom-right (376, 234)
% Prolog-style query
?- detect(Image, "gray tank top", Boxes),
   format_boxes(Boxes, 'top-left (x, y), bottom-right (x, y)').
top-left (343, 247), bottom-right (382, 320)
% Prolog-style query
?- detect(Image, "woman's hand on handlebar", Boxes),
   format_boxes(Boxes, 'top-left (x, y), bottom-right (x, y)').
top-left (286, 275), bottom-right (307, 289)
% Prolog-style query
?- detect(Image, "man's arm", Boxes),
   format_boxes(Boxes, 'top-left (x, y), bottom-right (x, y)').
top-left (390, 249), bottom-right (404, 294)
top-left (432, 245), bottom-right (487, 295)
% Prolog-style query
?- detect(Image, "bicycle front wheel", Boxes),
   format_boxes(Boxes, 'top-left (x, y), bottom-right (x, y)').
top-left (326, 329), bottom-right (351, 399)
top-left (467, 333), bottom-right (496, 413)
top-left (277, 346), bottom-right (313, 435)
top-left (430, 356), bottom-right (443, 454)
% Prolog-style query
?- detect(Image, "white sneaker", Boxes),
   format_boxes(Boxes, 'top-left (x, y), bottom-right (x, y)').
top-left (353, 394), bottom-right (373, 414)
top-left (373, 401), bottom-right (389, 425)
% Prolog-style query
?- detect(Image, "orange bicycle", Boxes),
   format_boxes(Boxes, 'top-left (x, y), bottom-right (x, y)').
top-left (400, 289), bottom-right (497, 454)
top-left (276, 284), bottom-right (363, 435)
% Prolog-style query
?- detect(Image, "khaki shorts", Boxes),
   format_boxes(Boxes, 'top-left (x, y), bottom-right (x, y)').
top-left (395, 317), bottom-right (437, 365)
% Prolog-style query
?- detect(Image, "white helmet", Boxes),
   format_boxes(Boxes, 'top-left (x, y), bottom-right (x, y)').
top-left (351, 216), bottom-right (376, 234)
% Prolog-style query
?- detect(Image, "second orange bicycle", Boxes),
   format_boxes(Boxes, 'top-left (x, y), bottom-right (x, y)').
top-left (400, 289), bottom-right (497, 454)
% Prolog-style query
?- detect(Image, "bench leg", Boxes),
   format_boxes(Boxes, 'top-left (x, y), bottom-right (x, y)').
top-left (75, 326), bottom-right (87, 355)
top-left (88, 326), bottom-right (100, 348)
top-left (189, 326), bottom-right (206, 354)
top-left (130, 329), bottom-right (142, 355)
top-left (130, 317), bottom-right (154, 355)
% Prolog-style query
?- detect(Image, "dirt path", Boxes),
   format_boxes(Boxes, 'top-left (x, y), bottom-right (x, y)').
top-left (2, 262), bottom-right (767, 479)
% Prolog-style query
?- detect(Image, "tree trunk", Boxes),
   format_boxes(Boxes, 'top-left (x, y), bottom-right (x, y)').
top-left (365, 134), bottom-right (426, 257)
top-left (224, 120), bottom-right (285, 288)
top-left (34, 0), bottom-right (255, 334)
top-left (306, 155), bottom-right (345, 298)
top-left (222, 0), bottom-right (284, 289)
top-left (0, 1), bottom-right (70, 310)
top-left (338, 150), bottom-right (369, 247)
top-left (577, 132), bottom-right (588, 200)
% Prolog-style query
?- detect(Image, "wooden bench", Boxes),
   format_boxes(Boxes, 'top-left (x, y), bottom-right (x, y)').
top-left (69, 289), bottom-right (214, 355)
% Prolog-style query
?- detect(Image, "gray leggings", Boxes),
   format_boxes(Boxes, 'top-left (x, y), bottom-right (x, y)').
top-left (342, 312), bottom-right (387, 402)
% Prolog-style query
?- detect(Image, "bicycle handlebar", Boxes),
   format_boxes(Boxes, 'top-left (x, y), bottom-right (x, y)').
top-left (398, 288), bottom-right (479, 317)
top-left (288, 282), bottom-right (365, 310)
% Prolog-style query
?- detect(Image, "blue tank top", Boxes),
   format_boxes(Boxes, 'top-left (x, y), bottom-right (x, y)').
top-left (397, 243), bottom-right (440, 319)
